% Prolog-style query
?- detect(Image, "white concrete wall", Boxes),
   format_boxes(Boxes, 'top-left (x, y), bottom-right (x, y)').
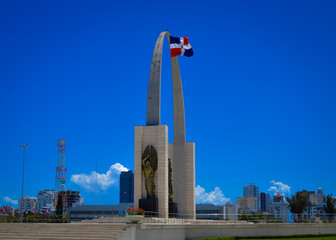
top-left (136, 223), bottom-right (336, 240)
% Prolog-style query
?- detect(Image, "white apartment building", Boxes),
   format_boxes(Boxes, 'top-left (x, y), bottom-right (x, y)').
top-left (37, 190), bottom-right (55, 211)
top-left (270, 193), bottom-right (289, 222)
top-left (19, 196), bottom-right (36, 211)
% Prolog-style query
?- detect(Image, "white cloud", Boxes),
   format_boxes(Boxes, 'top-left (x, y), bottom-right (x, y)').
top-left (195, 185), bottom-right (230, 206)
top-left (71, 163), bottom-right (128, 191)
top-left (4, 196), bottom-right (18, 205)
top-left (268, 180), bottom-right (291, 196)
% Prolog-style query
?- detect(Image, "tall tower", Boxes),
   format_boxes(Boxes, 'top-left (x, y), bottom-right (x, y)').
top-left (55, 138), bottom-right (67, 207)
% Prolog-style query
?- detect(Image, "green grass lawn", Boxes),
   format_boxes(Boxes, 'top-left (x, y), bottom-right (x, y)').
top-left (240, 238), bottom-right (336, 240)
top-left (196, 234), bottom-right (336, 240)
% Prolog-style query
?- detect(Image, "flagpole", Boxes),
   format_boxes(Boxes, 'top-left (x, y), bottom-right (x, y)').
top-left (20, 144), bottom-right (28, 224)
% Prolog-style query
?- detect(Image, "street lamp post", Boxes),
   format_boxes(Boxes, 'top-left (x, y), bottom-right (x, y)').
top-left (20, 144), bottom-right (28, 224)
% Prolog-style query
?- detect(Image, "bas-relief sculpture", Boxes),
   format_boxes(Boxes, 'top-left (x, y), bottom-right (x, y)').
top-left (168, 159), bottom-right (173, 202)
top-left (141, 145), bottom-right (157, 199)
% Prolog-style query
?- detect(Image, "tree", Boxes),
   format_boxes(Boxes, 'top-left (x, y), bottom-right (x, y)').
top-left (55, 192), bottom-right (63, 216)
top-left (324, 195), bottom-right (336, 222)
top-left (285, 193), bottom-right (309, 222)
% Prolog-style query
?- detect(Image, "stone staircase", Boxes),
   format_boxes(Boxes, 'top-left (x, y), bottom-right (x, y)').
top-left (0, 222), bottom-right (135, 240)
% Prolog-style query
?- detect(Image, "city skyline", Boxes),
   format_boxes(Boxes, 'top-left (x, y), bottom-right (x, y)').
top-left (1, 1), bottom-right (336, 207)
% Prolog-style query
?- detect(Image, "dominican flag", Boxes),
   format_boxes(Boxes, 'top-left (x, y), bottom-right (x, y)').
top-left (169, 36), bottom-right (193, 57)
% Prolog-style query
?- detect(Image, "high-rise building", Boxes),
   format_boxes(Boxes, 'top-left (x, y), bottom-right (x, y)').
top-left (243, 184), bottom-right (259, 198)
top-left (270, 193), bottom-right (289, 222)
top-left (37, 190), bottom-right (56, 211)
top-left (19, 196), bottom-right (36, 211)
top-left (260, 192), bottom-right (271, 213)
top-left (120, 170), bottom-right (134, 203)
top-left (237, 196), bottom-right (258, 213)
top-left (242, 183), bottom-right (259, 211)
top-left (225, 202), bottom-right (238, 221)
top-left (316, 186), bottom-right (325, 205)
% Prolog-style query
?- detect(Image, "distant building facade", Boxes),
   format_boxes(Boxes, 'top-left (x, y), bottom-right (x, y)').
top-left (225, 202), bottom-right (238, 221)
top-left (244, 184), bottom-right (259, 198)
top-left (196, 204), bottom-right (224, 220)
top-left (19, 196), bottom-right (36, 211)
top-left (243, 184), bottom-right (259, 211)
top-left (237, 196), bottom-right (258, 213)
top-left (297, 190), bottom-right (317, 205)
top-left (316, 186), bottom-right (325, 205)
top-left (68, 203), bottom-right (133, 221)
top-left (120, 170), bottom-right (134, 203)
top-left (260, 192), bottom-right (271, 213)
top-left (270, 193), bottom-right (289, 222)
top-left (63, 190), bottom-right (84, 208)
top-left (37, 190), bottom-right (55, 211)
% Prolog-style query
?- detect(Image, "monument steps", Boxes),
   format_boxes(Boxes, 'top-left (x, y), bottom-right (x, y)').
top-left (0, 223), bottom-right (133, 240)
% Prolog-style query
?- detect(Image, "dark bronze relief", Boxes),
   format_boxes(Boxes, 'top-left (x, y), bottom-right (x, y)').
top-left (142, 145), bottom-right (157, 199)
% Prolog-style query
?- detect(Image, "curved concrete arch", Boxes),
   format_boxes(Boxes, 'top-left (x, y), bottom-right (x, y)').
top-left (146, 31), bottom-right (186, 144)
top-left (146, 32), bottom-right (191, 215)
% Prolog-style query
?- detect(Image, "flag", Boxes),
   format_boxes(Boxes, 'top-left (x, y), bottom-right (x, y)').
top-left (169, 36), bottom-right (193, 57)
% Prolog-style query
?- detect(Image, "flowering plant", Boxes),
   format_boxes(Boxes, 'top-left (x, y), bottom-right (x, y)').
top-left (127, 208), bottom-right (144, 216)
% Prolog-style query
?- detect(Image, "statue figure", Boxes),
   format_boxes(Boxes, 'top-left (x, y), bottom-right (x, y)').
top-left (168, 159), bottom-right (173, 202)
top-left (142, 145), bottom-right (157, 199)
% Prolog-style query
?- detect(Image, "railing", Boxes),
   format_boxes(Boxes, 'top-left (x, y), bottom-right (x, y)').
top-left (138, 211), bottom-right (336, 225)
top-left (0, 215), bottom-right (67, 223)
top-left (1, 212), bottom-right (335, 224)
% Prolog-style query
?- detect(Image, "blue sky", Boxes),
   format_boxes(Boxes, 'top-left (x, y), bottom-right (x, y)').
top-left (1, 0), bottom-right (336, 207)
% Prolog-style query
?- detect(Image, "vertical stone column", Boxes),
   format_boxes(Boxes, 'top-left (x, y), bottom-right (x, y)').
top-left (157, 125), bottom-right (168, 218)
top-left (185, 142), bottom-right (195, 219)
top-left (134, 126), bottom-right (143, 210)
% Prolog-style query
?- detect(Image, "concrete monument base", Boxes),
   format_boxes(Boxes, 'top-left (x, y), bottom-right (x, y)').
top-left (139, 198), bottom-right (158, 217)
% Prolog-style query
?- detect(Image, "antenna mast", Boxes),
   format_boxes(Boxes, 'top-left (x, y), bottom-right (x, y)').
top-left (55, 138), bottom-right (67, 209)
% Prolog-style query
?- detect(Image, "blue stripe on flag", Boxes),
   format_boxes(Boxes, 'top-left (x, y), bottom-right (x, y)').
top-left (170, 36), bottom-right (181, 44)
top-left (184, 48), bottom-right (194, 57)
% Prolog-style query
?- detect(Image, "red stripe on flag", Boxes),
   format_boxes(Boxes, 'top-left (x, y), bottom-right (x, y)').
top-left (170, 48), bottom-right (182, 57)
top-left (183, 37), bottom-right (189, 45)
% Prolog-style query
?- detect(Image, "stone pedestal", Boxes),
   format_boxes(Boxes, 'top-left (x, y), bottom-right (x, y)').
top-left (134, 125), bottom-right (168, 218)
top-left (139, 198), bottom-right (158, 217)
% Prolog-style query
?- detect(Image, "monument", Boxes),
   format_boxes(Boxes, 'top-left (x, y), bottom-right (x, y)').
top-left (134, 31), bottom-right (195, 218)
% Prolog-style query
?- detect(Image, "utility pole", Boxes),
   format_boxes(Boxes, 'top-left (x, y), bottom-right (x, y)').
top-left (95, 160), bottom-right (97, 206)
top-left (20, 144), bottom-right (28, 224)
